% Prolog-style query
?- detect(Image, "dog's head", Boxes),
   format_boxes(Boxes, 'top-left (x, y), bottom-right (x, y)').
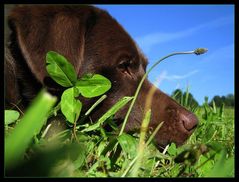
top-left (6, 5), bottom-right (198, 148)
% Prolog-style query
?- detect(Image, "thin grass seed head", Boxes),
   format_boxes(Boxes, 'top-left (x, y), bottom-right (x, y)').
top-left (194, 48), bottom-right (208, 55)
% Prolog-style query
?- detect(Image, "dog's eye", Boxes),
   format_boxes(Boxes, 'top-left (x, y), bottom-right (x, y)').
top-left (117, 59), bottom-right (135, 78)
top-left (118, 60), bottom-right (132, 70)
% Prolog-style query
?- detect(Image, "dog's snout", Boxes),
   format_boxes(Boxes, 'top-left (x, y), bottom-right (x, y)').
top-left (180, 113), bottom-right (198, 131)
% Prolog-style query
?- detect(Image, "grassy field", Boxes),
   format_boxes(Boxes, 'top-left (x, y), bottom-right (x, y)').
top-left (4, 92), bottom-right (235, 177)
top-left (4, 51), bottom-right (234, 177)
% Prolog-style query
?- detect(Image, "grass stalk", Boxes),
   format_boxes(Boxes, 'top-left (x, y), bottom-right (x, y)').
top-left (127, 109), bottom-right (151, 177)
top-left (119, 48), bottom-right (208, 136)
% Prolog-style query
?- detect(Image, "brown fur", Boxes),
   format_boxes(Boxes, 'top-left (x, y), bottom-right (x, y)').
top-left (5, 5), bottom-right (198, 148)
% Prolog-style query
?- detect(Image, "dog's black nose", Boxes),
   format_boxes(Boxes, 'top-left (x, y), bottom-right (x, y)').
top-left (180, 113), bottom-right (198, 131)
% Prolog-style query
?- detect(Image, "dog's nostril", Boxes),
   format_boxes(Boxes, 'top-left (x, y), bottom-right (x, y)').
top-left (180, 113), bottom-right (198, 131)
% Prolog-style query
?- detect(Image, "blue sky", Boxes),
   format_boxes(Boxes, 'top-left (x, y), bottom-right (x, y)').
top-left (96, 5), bottom-right (234, 105)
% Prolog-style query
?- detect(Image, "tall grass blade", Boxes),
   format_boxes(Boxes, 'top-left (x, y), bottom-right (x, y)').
top-left (184, 86), bottom-right (189, 107)
top-left (212, 100), bottom-right (217, 114)
top-left (180, 93), bottom-right (184, 106)
top-left (129, 109), bottom-right (151, 177)
top-left (146, 121), bottom-right (164, 146)
top-left (84, 95), bottom-right (107, 116)
top-left (5, 90), bottom-right (57, 169)
top-left (219, 103), bottom-right (225, 118)
top-left (81, 96), bottom-right (133, 132)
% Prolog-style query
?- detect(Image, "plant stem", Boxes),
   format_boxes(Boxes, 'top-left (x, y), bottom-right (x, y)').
top-left (119, 48), bottom-right (207, 136)
top-left (146, 121), bottom-right (164, 146)
top-left (85, 95), bottom-right (107, 116)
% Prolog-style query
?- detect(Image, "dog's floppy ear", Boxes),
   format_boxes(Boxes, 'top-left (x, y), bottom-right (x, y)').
top-left (8, 5), bottom-right (97, 84)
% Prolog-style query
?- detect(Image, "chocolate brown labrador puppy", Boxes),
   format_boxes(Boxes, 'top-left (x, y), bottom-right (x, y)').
top-left (5, 5), bottom-right (198, 148)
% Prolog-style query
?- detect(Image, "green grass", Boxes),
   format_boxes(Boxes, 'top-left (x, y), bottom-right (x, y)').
top-left (4, 91), bottom-right (235, 177)
top-left (4, 49), bottom-right (234, 177)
